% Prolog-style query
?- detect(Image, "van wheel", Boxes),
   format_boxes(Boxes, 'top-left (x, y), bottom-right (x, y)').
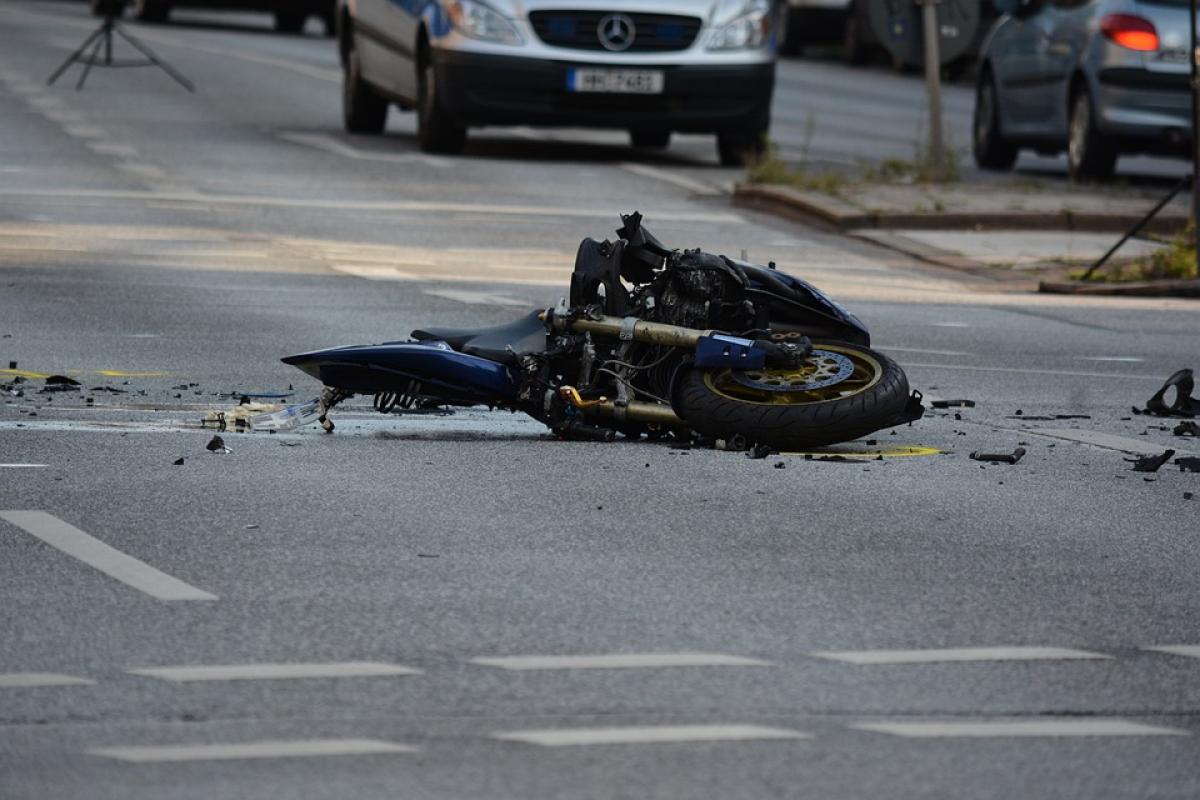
top-left (843, 3), bottom-right (868, 65)
top-left (717, 131), bottom-right (766, 167)
top-left (630, 129), bottom-right (671, 149)
top-left (275, 9), bottom-right (307, 33)
top-left (343, 37), bottom-right (388, 134)
top-left (973, 71), bottom-right (1018, 170)
top-left (417, 60), bottom-right (467, 154)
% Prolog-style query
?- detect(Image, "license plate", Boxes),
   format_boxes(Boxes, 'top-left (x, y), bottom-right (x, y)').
top-left (567, 68), bottom-right (665, 94)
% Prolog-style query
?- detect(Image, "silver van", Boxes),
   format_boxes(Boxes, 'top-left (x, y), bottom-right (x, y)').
top-left (337, 0), bottom-right (780, 164)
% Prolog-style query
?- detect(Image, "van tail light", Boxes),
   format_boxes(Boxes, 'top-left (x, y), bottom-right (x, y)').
top-left (1100, 14), bottom-right (1160, 51)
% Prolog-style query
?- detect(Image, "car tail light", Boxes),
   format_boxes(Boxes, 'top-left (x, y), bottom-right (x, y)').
top-left (1100, 14), bottom-right (1159, 51)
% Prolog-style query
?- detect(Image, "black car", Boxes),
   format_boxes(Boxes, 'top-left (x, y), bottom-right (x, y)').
top-left (92, 0), bottom-right (335, 35)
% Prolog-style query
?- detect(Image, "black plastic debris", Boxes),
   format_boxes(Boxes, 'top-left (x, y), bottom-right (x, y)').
top-left (205, 435), bottom-right (229, 453)
top-left (1139, 369), bottom-right (1200, 417)
top-left (970, 447), bottom-right (1026, 465)
top-left (172, 457), bottom-right (185, 466)
top-left (747, 443), bottom-right (773, 460)
top-left (1125, 450), bottom-right (1175, 473)
top-left (774, 461), bottom-right (786, 469)
top-left (804, 454), bottom-right (867, 463)
top-left (1176, 457), bottom-right (1200, 473)
top-left (1185, 492), bottom-right (1195, 500)
top-left (932, 399), bottom-right (975, 409)
top-left (41, 375), bottom-right (81, 392)
top-left (1174, 421), bottom-right (1200, 437)
top-left (1055, 414), bottom-right (1091, 420)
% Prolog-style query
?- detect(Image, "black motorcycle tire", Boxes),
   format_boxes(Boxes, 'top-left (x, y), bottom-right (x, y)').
top-left (673, 342), bottom-right (913, 450)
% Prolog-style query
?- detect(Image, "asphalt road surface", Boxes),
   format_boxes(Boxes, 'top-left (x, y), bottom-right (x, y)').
top-left (1, 3), bottom-right (1199, 799)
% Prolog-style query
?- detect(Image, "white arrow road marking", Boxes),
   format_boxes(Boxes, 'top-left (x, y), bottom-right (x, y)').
top-left (810, 647), bottom-right (1112, 665)
top-left (129, 662), bottom-right (421, 682)
top-left (0, 511), bottom-right (217, 601)
top-left (472, 653), bottom-right (770, 671)
top-left (86, 739), bottom-right (418, 763)
top-left (851, 719), bottom-right (1188, 738)
top-left (493, 725), bottom-right (810, 747)
top-left (0, 673), bottom-right (94, 688)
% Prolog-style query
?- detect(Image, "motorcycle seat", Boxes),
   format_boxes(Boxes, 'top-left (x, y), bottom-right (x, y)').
top-left (411, 310), bottom-right (547, 366)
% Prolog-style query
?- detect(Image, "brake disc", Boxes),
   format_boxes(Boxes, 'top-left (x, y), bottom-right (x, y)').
top-left (730, 348), bottom-right (855, 393)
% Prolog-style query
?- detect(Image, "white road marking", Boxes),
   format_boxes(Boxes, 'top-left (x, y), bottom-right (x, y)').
top-left (280, 132), bottom-right (451, 168)
top-left (86, 739), bottom-right (417, 763)
top-left (900, 362), bottom-right (1165, 382)
top-left (493, 724), bottom-right (809, 747)
top-left (0, 511), bottom-right (217, 602)
top-left (0, 464), bottom-right (48, 468)
top-left (875, 346), bottom-right (970, 357)
top-left (473, 653), bottom-right (770, 671)
top-left (0, 188), bottom-right (745, 224)
top-left (63, 125), bottom-right (107, 139)
top-left (932, 322), bottom-right (972, 328)
top-left (330, 264), bottom-right (419, 281)
top-left (116, 163), bottom-right (166, 180)
top-left (1079, 356), bottom-right (1145, 363)
top-left (0, 673), bottom-right (94, 688)
top-left (423, 289), bottom-right (529, 307)
top-left (619, 163), bottom-right (723, 196)
top-left (851, 719), bottom-right (1188, 738)
top-left (1144, 645), bottom-right (1200, 659)
top-left (1031, 429), bottom-right (1197, 458)
top-left (128, 662), bottom-right (421, 682)
top-left (811, 647), bottom-right (1112, 665)
top-left (87, 142), bottom-right (139, 158)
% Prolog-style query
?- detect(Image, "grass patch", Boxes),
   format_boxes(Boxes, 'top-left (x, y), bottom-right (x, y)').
top-left (744, 144), bottom-right (847, 197)
top-left (1070, 225), bottom-right (1198, 282)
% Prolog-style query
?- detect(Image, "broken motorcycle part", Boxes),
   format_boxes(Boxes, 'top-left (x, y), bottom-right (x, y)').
top-left (282, 212), bottom-right (923, 450)
top-left (970, 448), bottom-right (1026, 465)
top-left (931, 399), bottom-right (975, 409)
top-left (1140, 369), bottom-right (1200, 417)
top-left (1174, 421), bottom-right (1200, 437)
top-left (1176, 457), bottom-right (1200, 473)
top-left (1125, 450), bottom-right (1175, 472)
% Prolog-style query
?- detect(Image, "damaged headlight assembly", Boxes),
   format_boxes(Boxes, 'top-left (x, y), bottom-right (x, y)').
top-left (444, 0), bottom-right (524, 45)
top-left (707, 0), bottom-right (773, 51)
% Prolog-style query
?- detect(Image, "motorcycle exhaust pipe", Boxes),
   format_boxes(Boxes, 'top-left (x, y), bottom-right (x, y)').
top-left (546, 311), bottom-right (712, 349)
top-left (558, 387), bottom-right (684, 427)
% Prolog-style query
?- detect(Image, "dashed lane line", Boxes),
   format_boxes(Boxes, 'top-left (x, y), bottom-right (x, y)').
top-left (0, 464), bottom-right (48, 469)
top-left (86, 739), bottom-right (418, 763)
top-left (810, 647), bottom-right (1113, 665)
top-left (493, 724), bottom-right (810, 747)
top-left (279, 132), bottom-right (451, 169)
top-left (0, 673), bottom-right (94, 688)
top-left (0, 511), bottom-right (217, 602)
top-left (472, 653), bottom-right (771, 671)
top-left (850, 719), bottom-right (1189, 738)
top-left (900, 362), bottom-right (1168, 382)
top-left (128, 662), bottom-right (422, 682)
top-left (1143, 646), bottom-right (1200, 659)
top-left (1028, 429), bottom-right (1198, 458)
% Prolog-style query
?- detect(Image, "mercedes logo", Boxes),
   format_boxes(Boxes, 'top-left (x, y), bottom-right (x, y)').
top-left (597, 13), bottom-right (636, 51)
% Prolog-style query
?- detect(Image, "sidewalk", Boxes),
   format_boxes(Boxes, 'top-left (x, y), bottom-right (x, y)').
top-left (733, 179), bottom-right (1199, 296)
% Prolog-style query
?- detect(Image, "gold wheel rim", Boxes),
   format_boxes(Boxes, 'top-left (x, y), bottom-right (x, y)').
top-left (703, 344), bottom-right (884, 406)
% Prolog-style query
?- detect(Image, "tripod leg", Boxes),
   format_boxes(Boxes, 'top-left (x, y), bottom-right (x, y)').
top-left (75, 34), bottom-right (107, 91)
top-left (113, 26), bottom-right (196, 92)
top-left (46, 27), bottom-right (104, 86)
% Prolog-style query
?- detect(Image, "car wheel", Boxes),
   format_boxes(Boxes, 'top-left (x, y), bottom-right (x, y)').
top-left (275, 9), bottom-right (307, 33)
top-left (973, 71), bottom-right (1018, 171)
top-left (91, 0), bottom-right (126, 17)
top-left (417, 60), bottom-right (467, 155)
top-left (717, 131), bottom-right (767, 167)
top-left (1067, 88), bottom-right (1116, 182)
top-left (133, 0), bottom-right (169, 23)
top-left (843, 3), bottom-right (867, 65)
top-left (343, 37), bottom-right (388, 134)
top-left (630, 129), bottom-right (671, 150)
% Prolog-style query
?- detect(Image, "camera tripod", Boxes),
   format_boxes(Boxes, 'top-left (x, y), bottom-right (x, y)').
top-left (47, 9), bottom-right (194, 92)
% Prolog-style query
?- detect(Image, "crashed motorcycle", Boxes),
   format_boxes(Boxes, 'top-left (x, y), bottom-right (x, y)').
top-left (281, 213), bottom-right (923, 449)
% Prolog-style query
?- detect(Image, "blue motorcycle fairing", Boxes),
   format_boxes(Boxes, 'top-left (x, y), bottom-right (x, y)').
top-left (281, 340), bottom-right (519, 402)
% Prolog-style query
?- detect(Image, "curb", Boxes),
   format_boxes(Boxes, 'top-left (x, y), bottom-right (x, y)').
top-left (733, 184), bottom-right (1189, 235)
top-left (1038, 279), bottom-right (1200, 298)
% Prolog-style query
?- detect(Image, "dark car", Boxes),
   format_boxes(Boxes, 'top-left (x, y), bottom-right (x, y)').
top-left (92, 0), bottom-right (335, 35)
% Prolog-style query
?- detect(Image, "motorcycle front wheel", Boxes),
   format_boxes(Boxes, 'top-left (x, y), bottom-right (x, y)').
top-left (673, 342), bottom-right (914, 450)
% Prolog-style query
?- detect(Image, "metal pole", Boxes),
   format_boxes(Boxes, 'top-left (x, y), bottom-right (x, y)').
top-left (920, 0), bottom-right (944, 172)
top-left (1191, 0), bottom-right (1199, 272)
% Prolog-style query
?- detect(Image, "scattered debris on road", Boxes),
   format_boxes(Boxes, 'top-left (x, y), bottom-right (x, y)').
top-left (1176, 457), bottom-right (1200, 473)
top-left (1174, 421), bottom-right (1199, 437)
top-left (1125, 450), bottom-right (1176, 473)
top-left (1135, 369), bottom-right (1200, 417)
top-left (970, 448), bottom-right (1026, 465)
top-left (41, 375), bottom-right (80, 392)
top-left (172, 457), bottom-right (185, 466)
top-left (205, 435), bottom-right (231, 454)
top-left (747, 443), bottom-right (773, 460)
top-left (932, 399), bottom-right (975, 409)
